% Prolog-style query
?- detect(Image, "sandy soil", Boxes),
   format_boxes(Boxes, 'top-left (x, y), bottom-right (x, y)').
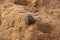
top-left (0, 0), bottom-right (60, 40)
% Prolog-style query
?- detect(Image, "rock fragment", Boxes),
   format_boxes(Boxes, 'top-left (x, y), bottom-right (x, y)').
top-left (25, 14), bottom-right (36, 25)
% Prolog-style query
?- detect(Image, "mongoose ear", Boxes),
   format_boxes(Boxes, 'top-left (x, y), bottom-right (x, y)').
top-left (25, 14), bottom-right (36, 25)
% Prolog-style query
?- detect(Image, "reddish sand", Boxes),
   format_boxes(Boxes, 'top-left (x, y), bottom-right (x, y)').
top-left (0, 0), bottom-right (60, 40)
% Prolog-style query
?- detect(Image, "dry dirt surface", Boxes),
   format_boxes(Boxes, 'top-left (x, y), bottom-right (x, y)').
top-left (0, 0), bottom-right (60, 40)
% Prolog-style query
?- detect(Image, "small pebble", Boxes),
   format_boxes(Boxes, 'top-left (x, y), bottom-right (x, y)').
top-left (25, 14), bottom-right (36, 25)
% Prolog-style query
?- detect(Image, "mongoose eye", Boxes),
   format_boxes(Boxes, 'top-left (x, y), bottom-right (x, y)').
top-left (25, 14), bottom-right (36, 25)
